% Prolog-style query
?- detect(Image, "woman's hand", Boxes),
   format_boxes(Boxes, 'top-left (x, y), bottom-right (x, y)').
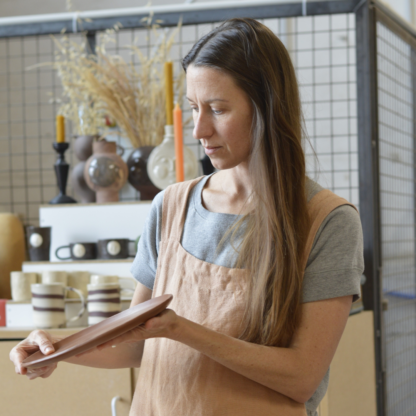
top-left (9, 330), bottom-right (62, 380)
top-left (96, 309), bottom-right (181, 352)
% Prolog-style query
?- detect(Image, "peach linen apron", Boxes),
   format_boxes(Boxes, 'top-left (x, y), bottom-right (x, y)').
top-left (131, 177), bottom-right (357, 416)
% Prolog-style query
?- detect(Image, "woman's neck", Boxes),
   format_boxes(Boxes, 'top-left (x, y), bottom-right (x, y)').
top-left (202, 166), bottom-right (253, 216)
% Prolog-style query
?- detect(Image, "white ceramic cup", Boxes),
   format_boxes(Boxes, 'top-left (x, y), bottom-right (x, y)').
top-left (10, 272), bottom-right (38, 301)
top-left (67, 271), bottom-right (90, 299)
top-left (90, 274), bottom-right (118, 285)
top-left (31, 283), bottom-right (85, 329)
top-left (41, 270), bottom-right (68, 287)
top-left (87, 283), bottom-right (121, 326)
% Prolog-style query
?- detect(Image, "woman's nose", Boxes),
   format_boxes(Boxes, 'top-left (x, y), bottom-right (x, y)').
top-left (193, 112), bottom-right (213, 141)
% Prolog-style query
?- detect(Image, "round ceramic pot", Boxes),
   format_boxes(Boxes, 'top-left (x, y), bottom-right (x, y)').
top-left (71, 161), bottom-right (96, 203)
top-left (84, 140), bottom-right (128, 203)
top-left (73, 135), bottom-right (98, 161)
top-left (127, 146), bottom-right (161, 200)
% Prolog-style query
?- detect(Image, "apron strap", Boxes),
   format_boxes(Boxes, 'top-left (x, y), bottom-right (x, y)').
top-left (302, 189), bottom-right (358, 271)
top-left (161, 176), bottom-right (206, 242)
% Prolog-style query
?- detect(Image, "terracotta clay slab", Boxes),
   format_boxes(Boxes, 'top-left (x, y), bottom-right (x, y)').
top-left (22, 294), bottom-right (173, 369)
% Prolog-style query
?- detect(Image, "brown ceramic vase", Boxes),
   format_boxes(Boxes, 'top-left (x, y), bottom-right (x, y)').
top-left (84, 139), bottom-right (128, 203)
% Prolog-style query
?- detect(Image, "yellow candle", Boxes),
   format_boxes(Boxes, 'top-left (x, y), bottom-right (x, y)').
top-left (174, 103), bottom-right (184, 182)
top-left (56, 115), bottom-right (65, 143)
top-left (164, 61), bottom-right (174, 126)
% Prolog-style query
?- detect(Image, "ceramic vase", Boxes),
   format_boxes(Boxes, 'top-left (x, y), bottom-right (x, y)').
top-left (147, 125), bottom-right (198, 190)
top-left (84, 139), bottom-right (128, 203)
top-left (0, 214), bottom-right (25, 299)
top-left (127, 146), bottom-right (161, 200)
top-left (71, 135), bottom-right (98, 203)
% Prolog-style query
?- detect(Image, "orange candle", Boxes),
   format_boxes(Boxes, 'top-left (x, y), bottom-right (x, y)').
top-left (164, 62), bottom-right (174, 126)
top-left (174, 103), bottom-right (184, 182)
top-left (56, 115), bottom-right (65, 143)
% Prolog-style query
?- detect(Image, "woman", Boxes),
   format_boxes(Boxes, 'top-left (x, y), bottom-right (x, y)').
top-left (10, 18), bottom-right (364, 416)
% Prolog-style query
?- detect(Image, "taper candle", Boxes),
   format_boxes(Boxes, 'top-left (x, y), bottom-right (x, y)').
top-left (174, 103), bottom-right (184, 182)
top-left (56, 115), bottom-right (65, 143)
top-left (164, 62), bottom-right (174, 126)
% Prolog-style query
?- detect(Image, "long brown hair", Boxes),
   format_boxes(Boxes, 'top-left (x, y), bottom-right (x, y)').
top-left (182, 18), bottom-right (311, 348)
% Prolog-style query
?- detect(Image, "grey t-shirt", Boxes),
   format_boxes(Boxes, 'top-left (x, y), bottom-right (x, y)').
top-left (130, 173), bottom-right (364, 416)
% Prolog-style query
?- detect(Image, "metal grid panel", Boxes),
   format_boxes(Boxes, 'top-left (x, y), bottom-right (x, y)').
top-left (0, 14), bottom-right (358, 227)
top-left (0, 35), bottom-right (78, 224)
top-left (377, 21), bottom-right (416, 416)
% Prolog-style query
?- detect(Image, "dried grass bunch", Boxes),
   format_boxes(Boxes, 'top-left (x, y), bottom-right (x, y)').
top-left (50, 36), bottom-right (105, 136)
top-left (48, 23), bottom-right (185, 147)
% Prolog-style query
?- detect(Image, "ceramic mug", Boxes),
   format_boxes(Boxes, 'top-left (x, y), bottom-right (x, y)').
top-left (90, 274), bottom-right (118, 285)
top-left (55, 242), bottom-right (97, 261)
top-left (87, 283), bottom-right (121, 325)
top-left (67, 271), bottom-right (90, 299)
top-left (41, 271), bottom-right (68, 287)
top-left (31, 283), bottom-right (86, 329)
top-left (26, 226), bottom-right (51, 262)
top-left (97, 239), bottom-right (136, 260)
top-left (10, 272), bottom-right (38, 301)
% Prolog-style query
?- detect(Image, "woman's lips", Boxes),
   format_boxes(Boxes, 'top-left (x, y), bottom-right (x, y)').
top-left (204, 146), bottom-right (221, 155)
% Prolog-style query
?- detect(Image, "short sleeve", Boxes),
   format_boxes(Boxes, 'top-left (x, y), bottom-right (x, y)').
top-left (302, 205), bottom-right (364, 303)
top-left (130, 191), bottom-right (164, 290)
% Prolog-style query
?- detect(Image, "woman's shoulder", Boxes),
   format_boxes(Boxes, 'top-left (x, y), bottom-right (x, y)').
top-left (305, 176), bottom-right (324, 202)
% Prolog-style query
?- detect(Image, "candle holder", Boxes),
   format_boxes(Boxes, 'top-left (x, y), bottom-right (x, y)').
top-left (50, 142), bottom-right (77, 204)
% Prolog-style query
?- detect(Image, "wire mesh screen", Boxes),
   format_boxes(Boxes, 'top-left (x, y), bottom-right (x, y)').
top-left (0, 13), bottom-right (358, 227)
top-left (377, 21), bottom-right (416, 416)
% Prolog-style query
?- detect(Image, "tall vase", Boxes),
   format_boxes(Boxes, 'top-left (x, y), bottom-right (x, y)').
top-left (71, 135), bottom-right (98, 203)
top-left (127, 146), bottom-right (161, 200)
top-left (147, 125), bottom-right (198, 190)
top-left (84, 139), bottom-right (128, 203)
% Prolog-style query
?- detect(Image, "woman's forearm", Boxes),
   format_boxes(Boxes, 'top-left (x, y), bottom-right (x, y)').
top-left (170, 317), bottom-right (311, 403)
top-left (64, 340), bottom-right (144, 369)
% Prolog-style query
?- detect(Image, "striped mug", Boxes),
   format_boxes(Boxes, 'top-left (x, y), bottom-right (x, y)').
top-left (31, 283), bottom-right (86, 329)
top-left (87, 283), bottom-right (121, 325)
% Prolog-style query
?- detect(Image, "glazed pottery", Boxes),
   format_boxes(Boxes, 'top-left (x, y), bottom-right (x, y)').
top-left (84, 139), bottom-right (128, 203)
top-left (10, 272), bottom-right (38, 301)
top-left (72, 135), bottom-right (97, 203)
top-left (67, 271), bottom-right (90, 299)
top-left (71, 161), bottom-right (96, 203)
top-left (127, 146), bottom-right (161, 200)
top-left (41, 270), bottom-right (68, 287)
top-left (31, 283), bottom-right (85, 329)
top-left (147, 125), bottom-right (198, 190)
top-left (26, 226), bottom-right (51, 262)
top-left (87, 283), bottom-right (121, 325)
top-left (55, 242), bottom-right (97, 261)
top-left (22, 294), bottom-right (173, 369)
top-left (200, 154), bottom-right (215, 175)
top-left (90, 274), bottom-right (119, 285)
top-left (97, 238), bottom-right (136, 260)
top-left (0, 213), bottom-right (25, 299)
top-left (73, 135), bottom-right (98, 161)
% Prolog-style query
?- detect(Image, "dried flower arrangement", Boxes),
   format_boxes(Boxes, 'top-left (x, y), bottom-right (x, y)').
top-left (45, 23), bottom-right (185, 147)
top-left (48, 36), bottom-right (105, 136)
top-left (84, 26), bottom-right (185, 147)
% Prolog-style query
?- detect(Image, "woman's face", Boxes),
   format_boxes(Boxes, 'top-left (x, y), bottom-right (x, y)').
top-left (186, 65), bottom-right (253, 171)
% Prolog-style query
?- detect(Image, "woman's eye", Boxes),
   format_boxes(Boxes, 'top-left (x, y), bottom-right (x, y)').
top-left (212, 109), bottom-right (222, 115)
top-left (191, 107), bottom-right (199, 113)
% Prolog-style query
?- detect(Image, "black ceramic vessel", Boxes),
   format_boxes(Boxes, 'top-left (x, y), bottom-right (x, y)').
top-left (127, 146), bottom-right (161, 200)
top-left (26, 226), bottom-right (51, 262)
top-left (97, 239), bottom-right (136, 260)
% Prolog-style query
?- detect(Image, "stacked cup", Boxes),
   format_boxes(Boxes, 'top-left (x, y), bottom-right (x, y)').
top-left (87, 275), bottom-right (121, 325)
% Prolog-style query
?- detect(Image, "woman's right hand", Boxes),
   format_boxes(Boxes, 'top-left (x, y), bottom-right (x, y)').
top-left (9, 330), bottom-right (61, 380)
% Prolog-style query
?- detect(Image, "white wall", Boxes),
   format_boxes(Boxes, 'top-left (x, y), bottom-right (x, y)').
top-left (379, 0), bottom-right (413, 24)
top-left (0, 0), bottom-right (209, 18)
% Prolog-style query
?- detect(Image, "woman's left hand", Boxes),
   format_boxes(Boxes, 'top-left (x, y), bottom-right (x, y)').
top-left (96, 309), bottom-right (181, 352)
